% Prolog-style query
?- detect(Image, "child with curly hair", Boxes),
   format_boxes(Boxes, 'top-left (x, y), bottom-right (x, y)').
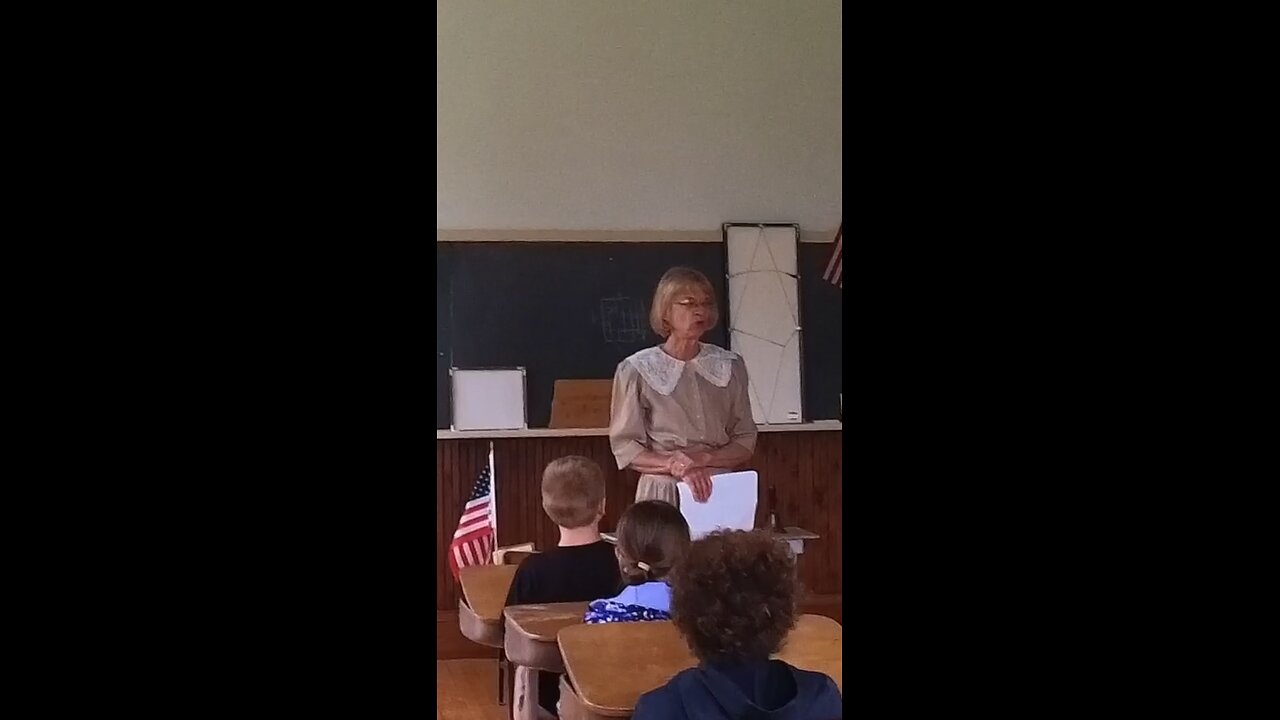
top-left (633, 529), bottom-right (842, 720)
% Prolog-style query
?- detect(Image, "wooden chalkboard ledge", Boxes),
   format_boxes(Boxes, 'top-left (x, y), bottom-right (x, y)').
top-left (435, 420), bottom-right (842, 440)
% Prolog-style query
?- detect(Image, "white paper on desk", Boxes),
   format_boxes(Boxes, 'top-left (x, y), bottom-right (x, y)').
top-left (677, 470), bottom-right (758, 539)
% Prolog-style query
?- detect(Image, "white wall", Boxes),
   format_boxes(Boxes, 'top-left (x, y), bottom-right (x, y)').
top-left (436, 0), bottom-right (842, 233)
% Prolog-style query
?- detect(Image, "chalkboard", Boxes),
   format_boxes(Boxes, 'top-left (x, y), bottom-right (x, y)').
top-left (436, 249), bottom-right (453, 429)
top-left (797, 243), bottom-right (843, 420)
top-left (436, 242), bottom-right (841, 429)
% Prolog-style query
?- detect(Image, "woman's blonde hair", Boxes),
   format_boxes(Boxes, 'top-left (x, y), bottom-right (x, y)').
top-left (649, 267), bottom-right (719, 338)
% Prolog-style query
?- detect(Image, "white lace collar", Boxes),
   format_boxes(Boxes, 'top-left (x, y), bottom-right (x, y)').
top-left (626, 343), bottom-right (737, 396)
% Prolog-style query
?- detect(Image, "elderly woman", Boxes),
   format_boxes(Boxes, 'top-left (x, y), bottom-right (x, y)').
top-left (609, 267), bottom-right (757, 506)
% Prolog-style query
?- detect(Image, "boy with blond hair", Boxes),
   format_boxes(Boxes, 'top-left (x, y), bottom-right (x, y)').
top-left (505, 455), bottom-right (621, 718)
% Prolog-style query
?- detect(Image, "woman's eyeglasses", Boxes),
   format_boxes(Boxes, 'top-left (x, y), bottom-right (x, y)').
top-left (674, 299), bottom-right (714, 310)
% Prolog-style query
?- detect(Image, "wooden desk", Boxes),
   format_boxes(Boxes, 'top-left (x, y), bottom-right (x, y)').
top-left (457, 564), bottom-right (518, 648)
top-left (558, 614), bottom-right (841, 718)
top-left (504, 602), bottom-right (589, 673)
top-left (504, 602), bottom-right (591, 719)
top-left (461, 564), bottom-right (519, 621)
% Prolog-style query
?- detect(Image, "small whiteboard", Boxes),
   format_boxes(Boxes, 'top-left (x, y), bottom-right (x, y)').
top-left (450, 367), bottom-right (528, 431)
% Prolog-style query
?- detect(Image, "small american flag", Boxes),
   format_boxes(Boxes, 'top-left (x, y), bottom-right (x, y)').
top-left (448, 462), bottom-right (495, 580)
top-left (823, 223), bottom-right (843, 288)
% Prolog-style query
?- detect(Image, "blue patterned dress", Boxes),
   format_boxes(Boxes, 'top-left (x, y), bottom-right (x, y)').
top-left (583, 581), bottom-right (673, 624)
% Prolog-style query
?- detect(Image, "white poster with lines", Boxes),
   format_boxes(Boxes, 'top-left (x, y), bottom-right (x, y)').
top-left (726, 224), bottom-right (803, 424)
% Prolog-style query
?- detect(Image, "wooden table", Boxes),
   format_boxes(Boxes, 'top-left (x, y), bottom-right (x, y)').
top-left (557, 614), bottom-right (842, 718)
top-left (603, 526), bottom-right (820, 554)
top-left (457, 564), bottom-right (519, 648)
top-left (776, 526), bottom-right (819, 555)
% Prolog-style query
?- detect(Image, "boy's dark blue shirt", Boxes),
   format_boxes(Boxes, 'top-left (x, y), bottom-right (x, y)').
top-left (632, 659), bottom-right (842, 720)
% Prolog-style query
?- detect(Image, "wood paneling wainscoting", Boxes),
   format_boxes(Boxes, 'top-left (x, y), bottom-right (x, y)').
top-left (436, 431), bottom-right (843, 649)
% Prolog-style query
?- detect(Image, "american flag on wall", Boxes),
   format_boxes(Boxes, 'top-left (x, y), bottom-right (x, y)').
top-left (448, 452), bottom-right (496, 580)
top-left (823, 223), bottom-right (843, 288)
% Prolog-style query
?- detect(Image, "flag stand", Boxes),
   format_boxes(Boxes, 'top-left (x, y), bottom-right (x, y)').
top-left (489, 441), bottom-right (510, 708)
top-left (488, 440), bottom-right (497, 552)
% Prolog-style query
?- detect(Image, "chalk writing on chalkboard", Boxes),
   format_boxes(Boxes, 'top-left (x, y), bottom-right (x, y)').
top-left (600, 296), bottom-right (646, 343)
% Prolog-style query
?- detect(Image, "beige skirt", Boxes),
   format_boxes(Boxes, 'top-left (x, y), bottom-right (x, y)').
top-left (635, 468), bottom-right (738, 509)
top-left (635, 473), bottom-right (680, 508)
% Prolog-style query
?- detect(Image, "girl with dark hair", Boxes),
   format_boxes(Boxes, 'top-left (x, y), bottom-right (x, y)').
top-left (583, 500), bottom-right (691, 624)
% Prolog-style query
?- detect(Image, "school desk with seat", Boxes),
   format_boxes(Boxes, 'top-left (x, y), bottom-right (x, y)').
top-left (556, 614), bottom-right (843, 719)
top-left (458, 563), bottom-right (519, 648)
top-left (503, 601), bottom-right (592, 719)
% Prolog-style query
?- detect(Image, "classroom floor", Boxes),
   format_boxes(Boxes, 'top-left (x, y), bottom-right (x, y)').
top-left (437, 659), bottom-right (506, 720)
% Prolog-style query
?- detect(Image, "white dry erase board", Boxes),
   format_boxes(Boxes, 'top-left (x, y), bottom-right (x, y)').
top-left (725, 223), bottom-right (804, 424)
top-left (450, 367), bottom-right (528, 431)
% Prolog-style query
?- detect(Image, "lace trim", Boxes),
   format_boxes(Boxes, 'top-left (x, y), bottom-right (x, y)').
top-left (626, 343), bottom-right (738, 396)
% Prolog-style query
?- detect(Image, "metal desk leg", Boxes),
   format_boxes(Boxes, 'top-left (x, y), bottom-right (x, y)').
top-left (497, 648), bottom-right (509, 706)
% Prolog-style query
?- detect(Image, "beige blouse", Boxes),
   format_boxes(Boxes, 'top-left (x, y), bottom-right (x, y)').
top-left (609, 343), bottom-right (758, 470)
